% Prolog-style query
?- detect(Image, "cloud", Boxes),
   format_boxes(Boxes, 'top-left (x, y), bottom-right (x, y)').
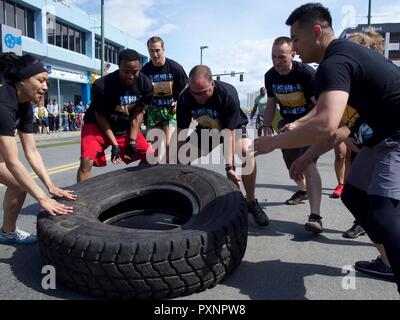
top-left (208, 38), bottom-right (275, 106)
top-left (151, 23), bottom-right (178, 36)
top-left (373, 1), bottom-right (400, 23)
top-left (71, 0), bottom-right (177, 39)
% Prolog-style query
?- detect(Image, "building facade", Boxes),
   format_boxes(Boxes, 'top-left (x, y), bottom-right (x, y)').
top-left (340, 23), bottom-right (400, 66)
top-left (0, 0), bottom-right (148, 106)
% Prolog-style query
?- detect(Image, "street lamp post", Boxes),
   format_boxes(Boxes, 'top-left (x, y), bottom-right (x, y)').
top-left (200, 45), bottom-right (208, 65)
top-left (101, 0), bottom-right (105, 77)
top-left (368, 0), bottom-right (372, 26)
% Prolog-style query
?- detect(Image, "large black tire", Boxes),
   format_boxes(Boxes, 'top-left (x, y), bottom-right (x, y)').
top-left (37, 165), bottom-right (248, 299)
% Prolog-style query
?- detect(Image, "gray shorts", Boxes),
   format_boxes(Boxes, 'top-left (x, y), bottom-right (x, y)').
top-left (281, 147), bottom-right (318, 170)
top-left (346, 138), bottom-right (400, 200)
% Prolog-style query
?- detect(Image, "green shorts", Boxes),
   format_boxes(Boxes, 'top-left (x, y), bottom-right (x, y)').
top-left (146, 104), bottom-right (176, 129)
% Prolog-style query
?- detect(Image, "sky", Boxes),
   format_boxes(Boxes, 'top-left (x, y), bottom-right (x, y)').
top-left (70, 0), bottom-right (400, 105)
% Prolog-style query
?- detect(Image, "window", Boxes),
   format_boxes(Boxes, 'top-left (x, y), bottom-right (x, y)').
top-left (55, 22), bottom-right (61, 47)
top-left (95, 37), bottom-right (100, 59)
top-left (68, 27), bottom-right (75, 51)
top-left (48, 18), bottom-right (86, 55)
top-left (16, 6), bottom-right (25, 35)
top-left (26, 9), bottom-right (34, 38)
top-left (81, 32), bottom-right (86, 55)
top-left (2, 1), bottom-right (34, 38)
top-left (75, 30), bottom-right (81, 53)
top-left (5, 0), bottom-right (15, 28)
top-left (47, 13), bottom-right (55, 44)
top-left (95, 36), bottom-right (121, 64)
top-left (62, 24), bottom-right (68, 49)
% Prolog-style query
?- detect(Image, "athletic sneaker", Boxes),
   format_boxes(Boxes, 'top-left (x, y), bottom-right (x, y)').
top-left (247, 199), bottom-right (269, 227)
top-left (331, 183), bottom-right (344, 198)
top-left (305, 214), bottom-right (323, 234)
top-left (343, 222), bottom-right (366, 239)
top-left (355, 256), bottom-right (395, 280)
top-left (0, 228), bottom-right (37, 244)
top-left (286, 190), bottom-right (308, 205)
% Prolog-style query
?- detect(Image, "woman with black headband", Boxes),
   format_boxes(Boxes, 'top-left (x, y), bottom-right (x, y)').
top-left (0, 53), bottom-right (76, 244)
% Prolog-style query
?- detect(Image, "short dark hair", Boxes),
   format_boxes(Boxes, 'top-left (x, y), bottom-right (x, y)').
top-left (286, 3), bottom-right (332, 29)
top-left (118, 49), bottom-right (140, 65)
top-left (273, 36), bottom-right (293, 46)
top-left (189, 65), bottom-right (213, 83)
top-left (147, 36), bottom-right (164, 49)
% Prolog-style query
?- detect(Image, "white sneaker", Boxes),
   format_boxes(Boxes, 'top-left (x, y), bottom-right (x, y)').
top-left (0, 228), bottom-right (37, 244)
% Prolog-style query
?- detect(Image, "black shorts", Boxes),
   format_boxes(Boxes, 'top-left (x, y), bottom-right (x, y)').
top-left (281, 147), bottom-right (317, 170)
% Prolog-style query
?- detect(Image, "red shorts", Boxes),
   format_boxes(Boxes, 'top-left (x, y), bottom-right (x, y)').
top-left (81, 123), bottom-right (153, 167)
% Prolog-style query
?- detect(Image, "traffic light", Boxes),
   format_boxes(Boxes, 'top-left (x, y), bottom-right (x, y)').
top-left (239, 74), bottom-right (244, 82)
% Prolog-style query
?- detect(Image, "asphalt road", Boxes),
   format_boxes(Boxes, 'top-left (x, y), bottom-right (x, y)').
top-left (0, 130), bottom-right (398, 300)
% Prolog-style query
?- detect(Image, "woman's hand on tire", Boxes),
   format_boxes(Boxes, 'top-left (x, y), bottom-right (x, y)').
top-left (49, 185), bottom-right (77, 201)
top-left (40, 198), bottom-right (74, 216)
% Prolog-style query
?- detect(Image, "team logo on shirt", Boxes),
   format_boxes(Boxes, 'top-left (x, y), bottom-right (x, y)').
top-left (341, 105), bottom-right (360, 129)
top-left (115, 95), bottom-right (139, 116)
top-left (149, 74), bottom-right (174, 97)
top-left (342, 104), bottom-right (375, 145)
top-left (272, 83), bottom-right (310, 116)
top-left (192, 108), bottom-right (222, 130)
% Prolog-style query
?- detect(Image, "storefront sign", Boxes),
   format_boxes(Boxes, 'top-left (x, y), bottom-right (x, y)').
top-left (47, 65), bottom-right (87, 83)
top-left (1, 25), bottom-right (22, 55)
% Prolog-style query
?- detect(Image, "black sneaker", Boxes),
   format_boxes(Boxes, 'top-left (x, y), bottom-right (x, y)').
top-left (286, 190), bottom-right (308, 205)
top-left (343, 222), bottom-right (366, 239)
top-left (247, 199), bottom-right (269, 227)
top-left (305, 214), bottom-right (323, 234)
top-left (355, 256), bottom-right (395, 280)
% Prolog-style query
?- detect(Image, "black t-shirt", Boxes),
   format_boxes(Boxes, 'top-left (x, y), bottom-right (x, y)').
top-left (84, 70), bottom-right (153, 135)
top-left (141, 58), bottom-right (188, 108)
top-left (177, 81), bottom-right (248, 130)
top-left (265, 61), bottom-right (315, 123)
top-left (0, 83), bottom-right (33, 136)
top-left (315, 39), bottom-right (400, 147)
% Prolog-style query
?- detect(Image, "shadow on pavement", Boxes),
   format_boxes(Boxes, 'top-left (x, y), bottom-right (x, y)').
top-left (222, 259), bottom-right (343, 300)
top-left (0, 244), bottom-right (90, 300)
top-left (247, 219), bottom-right (374, 248)
top-left (20, 203), bottom-right (41, 218)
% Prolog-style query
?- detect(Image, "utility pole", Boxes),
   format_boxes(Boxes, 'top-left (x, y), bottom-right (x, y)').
top-left (101, 0), bottom-right (105, 77)
top-left (368, 0), bottom-right (372, 26)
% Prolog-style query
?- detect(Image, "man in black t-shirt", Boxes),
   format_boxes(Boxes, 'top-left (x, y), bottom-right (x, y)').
top-left (264, 36), bottom-right (323, 234)
top-left (254, 3), bottom-right (400, 293)
top-left (142, 36), bottom-right (188, 161)
top-left (77, 49), bottom-right (154, 182)
top-left (176, 65), bottom-right (269, 227)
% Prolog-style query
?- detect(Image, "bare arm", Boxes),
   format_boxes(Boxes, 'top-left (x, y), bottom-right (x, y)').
top-left (223, 129), bottom-right (241, 188)
top-left (263, 97), bottom-right (277, 135)
top-left (129, 109), bottom-right (144, 142)
top-left (254, 91), bottom-right (349, 154)
top-left (0, 135), bottom-right (73, 215)
top-left (95, 112), bottom-right (118, 146)
top-left (250, 101), bottom-right (258, 119)
top-left (301, 125), bottom-right (350, 160)
top-left (289, 125), bottom-right (351, 180)
top-left (19, 132), bottom-right (77, 200)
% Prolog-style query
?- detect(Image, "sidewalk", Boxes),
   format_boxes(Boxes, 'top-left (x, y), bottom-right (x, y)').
top-left (16, 130), bottom-right (81, 143)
